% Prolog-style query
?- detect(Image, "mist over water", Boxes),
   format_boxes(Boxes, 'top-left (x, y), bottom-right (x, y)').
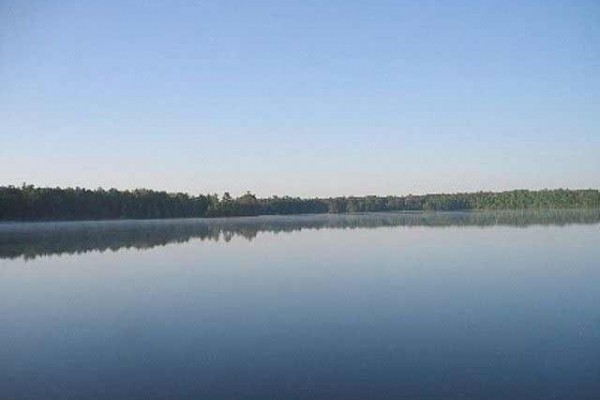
top-left (1, 209), bottom-right (599, 260)
top-left (1, 209), bottom-right (599, 399)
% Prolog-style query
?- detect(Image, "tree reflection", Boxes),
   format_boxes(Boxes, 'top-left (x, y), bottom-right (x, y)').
top-left (1, 209), bottom-right (598, 260)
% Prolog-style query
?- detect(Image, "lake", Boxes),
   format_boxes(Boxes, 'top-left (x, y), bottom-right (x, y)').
top-left (1, 210), bottom-right (599, 399)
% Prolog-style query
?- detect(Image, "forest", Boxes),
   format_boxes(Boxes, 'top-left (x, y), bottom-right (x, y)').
top-left (0, 185), bottom-right (599, 221)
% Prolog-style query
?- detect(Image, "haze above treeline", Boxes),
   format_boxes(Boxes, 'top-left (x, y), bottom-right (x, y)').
top-left (1, 185), bottom-right (599, 221)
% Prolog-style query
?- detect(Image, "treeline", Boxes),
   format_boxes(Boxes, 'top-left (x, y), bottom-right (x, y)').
top-left (0, 185), bottom-right (599, 221)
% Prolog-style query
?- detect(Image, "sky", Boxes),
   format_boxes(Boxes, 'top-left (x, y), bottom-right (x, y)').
top-left (1, 0), bottom-right (599, 197)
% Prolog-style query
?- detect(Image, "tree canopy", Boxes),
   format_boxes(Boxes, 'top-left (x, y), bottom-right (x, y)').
top-left (0, 185), bottom-right (598, 221)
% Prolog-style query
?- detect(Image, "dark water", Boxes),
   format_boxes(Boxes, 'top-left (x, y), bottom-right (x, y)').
top-left (1, 210), bottom-right (599, 399)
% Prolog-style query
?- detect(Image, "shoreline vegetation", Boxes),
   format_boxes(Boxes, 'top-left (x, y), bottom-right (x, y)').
top-left (1, 185), bottom-right (599, 221)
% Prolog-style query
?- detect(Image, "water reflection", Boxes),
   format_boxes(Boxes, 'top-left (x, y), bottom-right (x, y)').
top-left (2, 209), bottom-right (600, 399)
top-left (1, 209), bottom-right (598, 260)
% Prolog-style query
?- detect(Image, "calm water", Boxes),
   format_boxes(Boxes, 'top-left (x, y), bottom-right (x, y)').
top-left (1, 210), bottom-right (599, 399)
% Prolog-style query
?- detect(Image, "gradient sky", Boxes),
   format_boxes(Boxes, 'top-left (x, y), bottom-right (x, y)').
top-left (1, 0), bottom-right (599, 197)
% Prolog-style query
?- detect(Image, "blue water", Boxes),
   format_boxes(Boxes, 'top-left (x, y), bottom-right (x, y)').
top-left (1, 211), bottom-right (599, 399)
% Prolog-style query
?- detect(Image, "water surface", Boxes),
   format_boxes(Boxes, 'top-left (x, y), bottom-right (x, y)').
top-left (1, 210), bottom-right (599, 399)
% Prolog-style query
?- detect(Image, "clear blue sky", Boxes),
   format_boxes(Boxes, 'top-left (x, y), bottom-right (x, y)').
top-left (1, 0), bottom-right (599, 197)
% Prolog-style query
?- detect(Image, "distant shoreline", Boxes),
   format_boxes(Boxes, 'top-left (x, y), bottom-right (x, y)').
top-left (1, 185), bottom-right (599, 222)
